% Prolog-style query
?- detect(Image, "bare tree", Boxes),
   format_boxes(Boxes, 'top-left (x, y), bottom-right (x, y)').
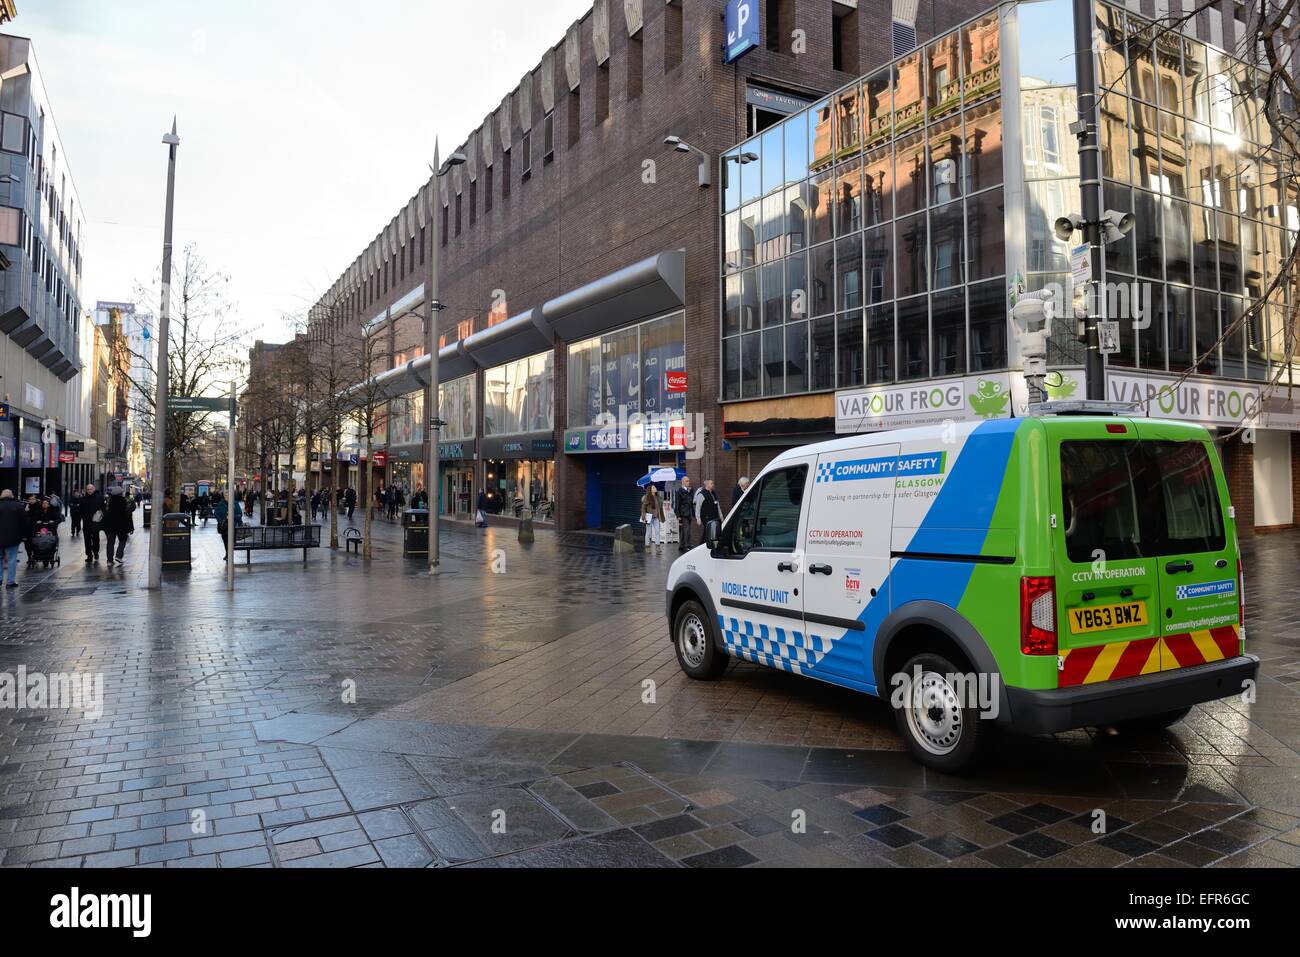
top-left (345, 319), bottom-right (395, 561)
top-left (128, 244), bottom-right (246, 494)
top-left (303, 281), bottom-right (364, 550)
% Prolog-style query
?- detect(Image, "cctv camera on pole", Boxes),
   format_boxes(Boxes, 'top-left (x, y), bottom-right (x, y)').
top-left (1012, 290), bottom-right (1057, 410)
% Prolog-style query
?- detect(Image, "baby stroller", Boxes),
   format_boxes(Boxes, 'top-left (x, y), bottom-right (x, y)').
top-left (28, 520), bottom-right (60, 569)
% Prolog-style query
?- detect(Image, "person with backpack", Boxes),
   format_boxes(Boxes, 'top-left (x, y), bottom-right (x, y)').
top-left (214, 493), bottom-right (243, 556)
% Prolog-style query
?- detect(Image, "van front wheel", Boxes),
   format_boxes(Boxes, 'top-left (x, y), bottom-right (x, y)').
top-left (674, 601), bottom-right (729, 680)
top-left (892, 652), bottom-right (988, 772)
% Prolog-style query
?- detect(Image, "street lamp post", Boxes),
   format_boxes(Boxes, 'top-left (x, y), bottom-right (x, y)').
top-left (148, 119), bottom-right (179, 591)
top-left (423, 141), bottom-right (465, 575)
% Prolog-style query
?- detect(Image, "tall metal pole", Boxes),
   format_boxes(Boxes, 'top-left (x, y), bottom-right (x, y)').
top-left (1074, 0), bottom-right (1107, 401)
top-left (148, 119), bottom-right (179, 590)
top-left (425, 141), bottom-right (442, 574)
top-left (227, 381), bottom-right (236, 593)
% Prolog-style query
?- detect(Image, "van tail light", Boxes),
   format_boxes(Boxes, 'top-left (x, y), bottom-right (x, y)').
top-left (1021, 576), bottom-right (1058, 656)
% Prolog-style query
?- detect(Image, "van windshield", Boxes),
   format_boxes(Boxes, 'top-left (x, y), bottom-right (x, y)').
top-left (1059, 440), bottom-right (1225, 563)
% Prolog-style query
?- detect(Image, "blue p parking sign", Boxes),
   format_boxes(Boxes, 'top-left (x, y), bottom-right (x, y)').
top-left (725, 0), bottom-right (760, 63)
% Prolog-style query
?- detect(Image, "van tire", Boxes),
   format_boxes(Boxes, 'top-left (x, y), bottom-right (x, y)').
top-left (892, 652), bottom-right (988, 773)
top-left (673, 600), bottom-right (728, 680)
top-left (1113, 707), bottom-right (1192, 735)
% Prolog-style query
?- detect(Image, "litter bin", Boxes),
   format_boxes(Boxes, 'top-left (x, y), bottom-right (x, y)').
top-left (403, 509), bottom-right (429, 559)
top-left (142, 501), bottom-right (153, 528)
top-left (161, 513), bottom-right (192, 569)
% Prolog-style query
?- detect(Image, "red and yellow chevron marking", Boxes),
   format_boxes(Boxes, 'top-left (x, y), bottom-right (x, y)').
top-left (1059, 626), bottom-right (1241, 688)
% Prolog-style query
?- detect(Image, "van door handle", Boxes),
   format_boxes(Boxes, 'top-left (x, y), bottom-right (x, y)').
top-left (809, 564), bottom-right (834, 576)
top-left (777, 561), bottom-right (797, 574)
top-left (1166, 561), bottom-right (1195, 574)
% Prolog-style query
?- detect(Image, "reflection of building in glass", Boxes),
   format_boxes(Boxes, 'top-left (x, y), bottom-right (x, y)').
top-left (722, 8), bottom-right (1006, 399)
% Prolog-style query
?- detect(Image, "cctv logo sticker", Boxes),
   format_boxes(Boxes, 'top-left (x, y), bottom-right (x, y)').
top-left (1175, 579), bottom-right (1237, 601)
top-left (817, 452), bottom-right (947, 484)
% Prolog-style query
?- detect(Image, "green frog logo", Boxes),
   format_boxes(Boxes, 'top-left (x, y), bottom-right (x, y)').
top-left (1045, 373), bottom-right (1079, 401)
top-left (969, 379), bottom-right (1010, 419)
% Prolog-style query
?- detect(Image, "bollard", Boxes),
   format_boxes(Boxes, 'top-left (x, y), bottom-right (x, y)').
top-left (613, 524), bottom-right (635, 554)
top-left (518, 510), bottom-right (535, 544)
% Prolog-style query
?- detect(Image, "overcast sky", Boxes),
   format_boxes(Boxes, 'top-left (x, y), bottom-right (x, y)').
top-left (16, 0), bottom-right (591, 342)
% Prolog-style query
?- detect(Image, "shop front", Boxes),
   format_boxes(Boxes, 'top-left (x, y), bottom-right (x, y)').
top-left (0, 419), bottom-right (16, 496)
top-left (483, 350), bottom-right (555, 519)
top-left (482, 434), bottom-right (556, 519)
top-left (438, 440), bottom-right (476, 518)
top-left (564, 311), bottom-right (689, 530)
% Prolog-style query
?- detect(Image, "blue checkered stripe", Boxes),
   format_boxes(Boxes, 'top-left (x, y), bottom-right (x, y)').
top-left (718, 616), bottom-right (839, 675)
top-left (815, 463), bottom-right (836, 484)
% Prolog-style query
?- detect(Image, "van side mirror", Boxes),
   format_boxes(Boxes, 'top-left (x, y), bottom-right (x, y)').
top-left (705, 520), bottom-right (721, 552)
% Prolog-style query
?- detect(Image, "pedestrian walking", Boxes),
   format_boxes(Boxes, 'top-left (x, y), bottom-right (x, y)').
top-left (641, 485), bottom-right (665, 549)
top-left (345, 487), bottom-right (357, 522)
top-left (310, 490), bottom-right (321, 522)
top-left (68, 488), bottom-right (84, 538)
top-left (0, 489), bottom-right (26, 587)
top-left (475, 490), bottom-right (490, 528)
top-left (674, 477), bottom-right (695, 552)
top-left (214, 493), bottom-right (242, 555)
top-left (80, 484), bottom-right (105, 564)
top-left (103, 487), bottom-right (135, 566)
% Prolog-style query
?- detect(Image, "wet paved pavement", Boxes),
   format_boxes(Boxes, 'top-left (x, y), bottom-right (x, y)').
top-left (1, 513), bottom-right (1299, 868)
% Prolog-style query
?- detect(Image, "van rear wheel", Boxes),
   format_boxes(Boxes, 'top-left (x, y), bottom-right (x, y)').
top-left (673, 600), bottom-right (729, 680)
top-left (892, 652), bottom-right (988, 773)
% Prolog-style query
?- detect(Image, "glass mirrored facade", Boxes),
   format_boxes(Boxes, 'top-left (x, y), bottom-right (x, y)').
top-left (721, 9), bottom-right (1006, 400)
top-left (1094, 1), bottom-right (1296, 383)
top-left (720, 0), bottom-right (1298, 402)
top-left (567, 311), bottom-right (686, 428)
top-left (438, 374), bottom-right (476, 442)
top-left (484, 351), bottom-right (555, 436)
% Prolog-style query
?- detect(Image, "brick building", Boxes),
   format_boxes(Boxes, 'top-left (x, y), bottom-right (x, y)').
top-left (309, 0), bottom-right (992, 531)
top-left (310, 0), bottom-right (1298, 533)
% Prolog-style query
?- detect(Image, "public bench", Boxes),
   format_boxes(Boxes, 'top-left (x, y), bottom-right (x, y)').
top-left (233, 525), bottom-right (322, 565)
top-left (344, 527), bottom-right (364, 555)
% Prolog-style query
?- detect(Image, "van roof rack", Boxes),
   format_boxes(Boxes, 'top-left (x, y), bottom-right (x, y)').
top-left (1030, 400), bottom-right (1139, 417)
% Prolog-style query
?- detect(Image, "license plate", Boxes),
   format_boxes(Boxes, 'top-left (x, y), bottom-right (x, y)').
top-left (1068, 602), bottom-right (1148, 635)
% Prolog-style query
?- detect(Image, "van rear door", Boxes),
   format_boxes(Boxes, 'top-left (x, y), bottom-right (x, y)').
top-left (1133, 427), bottom-right (1242, 672)
top-left (1051, 429), bottom-right (1163, 688)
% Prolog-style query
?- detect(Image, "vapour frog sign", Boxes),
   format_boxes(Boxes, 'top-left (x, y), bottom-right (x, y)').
top-left (836, 381), bottom-right (967, 431)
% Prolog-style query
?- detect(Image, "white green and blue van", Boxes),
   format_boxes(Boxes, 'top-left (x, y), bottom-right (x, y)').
top-left (666, 415), bottom-right (1257, 771)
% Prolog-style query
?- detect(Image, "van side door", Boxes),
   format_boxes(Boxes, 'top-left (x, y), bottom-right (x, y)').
top-left (715, 462), bottom-right (813, 676)
top-left (801, 444), bottom-right (901, 684)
